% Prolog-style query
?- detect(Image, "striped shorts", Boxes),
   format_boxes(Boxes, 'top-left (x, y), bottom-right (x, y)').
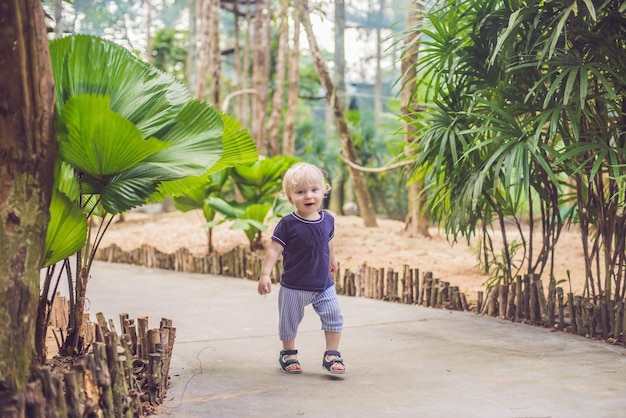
top-left (277, 285), bottom-right (343, 342)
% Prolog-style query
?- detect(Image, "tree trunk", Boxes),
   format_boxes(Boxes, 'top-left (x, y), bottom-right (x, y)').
top-left (239, 0), bottom-right (253, 127)
top-left (187, 0), bottom-right (198, 91)
top-left (373, 0), bottom-right (385, 127)
top-left (334, 0), bottom-right (347, 109)
top-left (53, 0), bottom-right (63, 37)
top-left (266, 0), bottom-right (289, 156)
top-left (195, 0), bottom-right (210, 99)
top-left (281, 1), bottom-right (301, 156)
top-left (251, 0), bottom-right (270, 153)
top-left (301, 0), bottom-right (378, 227)
top-left (401, 1), bottom-right (429, 237)
top-left (0, 0), bottom-right (56, 394)
top-left (328, 0), bottom-right (347, 215)
top-left (233, 1), bottom-right (243, 115)
top-left (207, 0), bottom-right (221, 107)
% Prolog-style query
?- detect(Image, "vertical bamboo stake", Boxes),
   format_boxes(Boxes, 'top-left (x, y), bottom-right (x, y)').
top-left (600, 301), bottom-right (609, 340)
top-left (413, 268), bottom-right (420, 305)
top-left (461, 293), bottom-right (469, 311)
top-left (534, 277), bottom-right (547, 326)
top-left (584, 300), bottom-right (595, 338)
top-left (92, 342), bottom-right (114, 418)
top-left (568, 293), bottom-right (577, 334)
top-left (614, 302), bottom-right (624, 342)
top-left (429, 278), bottom-right (439, 308)
top-left (106, 332), bottom-right (131, 418)
top-left (515, 276), bottom-right (523, 320)
top-left (34, 366), bottom-right (68, 418)
top-left (557, 287), bottom-right (565, 330)
top-left (485, 287), bottom-right (497, 317)
top-left (24, 380), bottom-right (45, 418)
top-left (148, 353), bottom-right (162, 405)
top-left (506, 283), bottom-right (516, 321)
top-left (63, 366), bottom-right (85, 418)
top-left (137, 317), bottom-right (149, 361)
top-left (546, 279), bottom-right (556, 327)
top-left (497, 285), bottom-right (507, 319)
top-left (574, 296), bottom-right (584, 335)
top-left (523, 275), bottom-right (531, 319)
top-left (403, 265), bottom-right (412, 304)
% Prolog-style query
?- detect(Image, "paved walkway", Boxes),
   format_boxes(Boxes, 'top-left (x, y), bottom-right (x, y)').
top-left (85, 261), bottom-right (626, 418)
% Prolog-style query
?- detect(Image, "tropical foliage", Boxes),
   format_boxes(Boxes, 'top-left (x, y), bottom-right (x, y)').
top-left (407, 0), bottom-right (626, 304)
top-left (204, 155), bottom-right (300, 250)
top-left (39, 34), bottom-right (257, 356)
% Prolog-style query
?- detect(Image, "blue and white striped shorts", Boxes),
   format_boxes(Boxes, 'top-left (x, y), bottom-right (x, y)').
top-left (277, 285), bottom-right (343, 342)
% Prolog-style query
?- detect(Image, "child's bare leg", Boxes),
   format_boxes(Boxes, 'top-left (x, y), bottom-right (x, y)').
top-left (324, 331), bottom-right (345, 371)
top-left (324, 331), bottom-right (341, 351)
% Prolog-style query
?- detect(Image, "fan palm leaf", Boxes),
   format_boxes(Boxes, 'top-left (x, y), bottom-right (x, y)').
top-left (43, 189), bottom-right (88, 267)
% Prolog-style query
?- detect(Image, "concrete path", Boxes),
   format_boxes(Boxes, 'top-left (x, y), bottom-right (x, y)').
top-left (85, 261), bottom-right (626, 418)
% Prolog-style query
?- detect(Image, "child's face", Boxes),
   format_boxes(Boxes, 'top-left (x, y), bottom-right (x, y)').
top-left (288, 181), bottom-right (325, 218)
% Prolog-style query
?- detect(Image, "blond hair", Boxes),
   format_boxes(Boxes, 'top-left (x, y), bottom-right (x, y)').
top-left (282, 162), bottom-right (331, 197)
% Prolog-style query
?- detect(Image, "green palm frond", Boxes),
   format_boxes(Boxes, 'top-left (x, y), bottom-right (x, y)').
top-left (43, 189), bottom-right (88, 267)
top-left (146, 100), bottom-right (223, 176)
top-left (50, 34), bottom-right (258, 215)
top-left (50, 34), bottom-right (190, 137)
top-left (207, 112), bottom-right (259, 175)
top-left (57, 94), bottom-right (171, 176)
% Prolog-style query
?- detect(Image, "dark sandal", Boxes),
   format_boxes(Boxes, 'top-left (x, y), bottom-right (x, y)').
top-left (322, 350), bottom-right (346, 374)
top-left (279, 349), bottom-right (302, 374)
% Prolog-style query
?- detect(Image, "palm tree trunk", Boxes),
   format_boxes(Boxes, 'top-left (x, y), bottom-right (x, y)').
top-left (301, 0), bottom-right (378, 227)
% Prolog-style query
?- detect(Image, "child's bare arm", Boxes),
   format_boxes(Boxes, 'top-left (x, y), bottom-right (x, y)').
top-left (258, 240), bottom-right (283, 295)
top-left (329, 239), bottom-right (338, 276)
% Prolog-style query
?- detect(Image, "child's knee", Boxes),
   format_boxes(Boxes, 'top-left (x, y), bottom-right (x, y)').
top-left (321, 312), bottom-right (343, 330)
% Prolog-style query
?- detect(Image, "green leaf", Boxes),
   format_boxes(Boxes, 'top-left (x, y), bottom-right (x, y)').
top-left (49, 35), bottom-right (191, 137)
top-left (43, 190), bottom-right (88, 267)
top-left (146, 100), bottom-right (224, 176)
top-left (207, 112), bottom-right (259, 174)
top-left (206, 196), bottom-right (244, 218)
top-left (57, 94), bottom-right (170, 176)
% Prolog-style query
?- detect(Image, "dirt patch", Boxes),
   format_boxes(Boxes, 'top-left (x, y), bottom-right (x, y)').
top-left (95, 210), bottom-right (587, 303)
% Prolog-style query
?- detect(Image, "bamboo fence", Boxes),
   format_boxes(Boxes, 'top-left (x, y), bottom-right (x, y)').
top-left (1, 298), bottom-right (175, 418)
top-left (94, 243), bottom-right (626, 345)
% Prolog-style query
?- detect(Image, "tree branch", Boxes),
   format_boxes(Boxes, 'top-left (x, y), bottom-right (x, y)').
top-left (339, 153), bottom-right (416, 173)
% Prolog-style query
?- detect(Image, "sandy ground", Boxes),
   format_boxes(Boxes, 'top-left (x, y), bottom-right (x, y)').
top-left (94, 209), bottom-right (588, 303)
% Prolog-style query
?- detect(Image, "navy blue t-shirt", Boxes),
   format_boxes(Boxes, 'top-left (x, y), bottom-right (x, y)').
top-left (271, 210), bottom-right (335, 292)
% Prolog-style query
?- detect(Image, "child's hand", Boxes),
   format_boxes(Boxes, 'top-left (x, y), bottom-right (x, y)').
top-left (330, 259), bottom-right (338, 277)
top-left (258, 275), bottom-right (272, 295)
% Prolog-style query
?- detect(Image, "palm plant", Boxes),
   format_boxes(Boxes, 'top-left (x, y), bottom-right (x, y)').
top-left (38, 35), bottom-right (257, 357)
top-left (407, 0), bottom-right (567, 289)
top-left (484, 0), bottom-right (626, 304)
top-left (409, 0), bottom-right (626, 308)
top-left (169, 170), bottom-right (230, 253)
top-left (206, 155), bottom-right (300, 251)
